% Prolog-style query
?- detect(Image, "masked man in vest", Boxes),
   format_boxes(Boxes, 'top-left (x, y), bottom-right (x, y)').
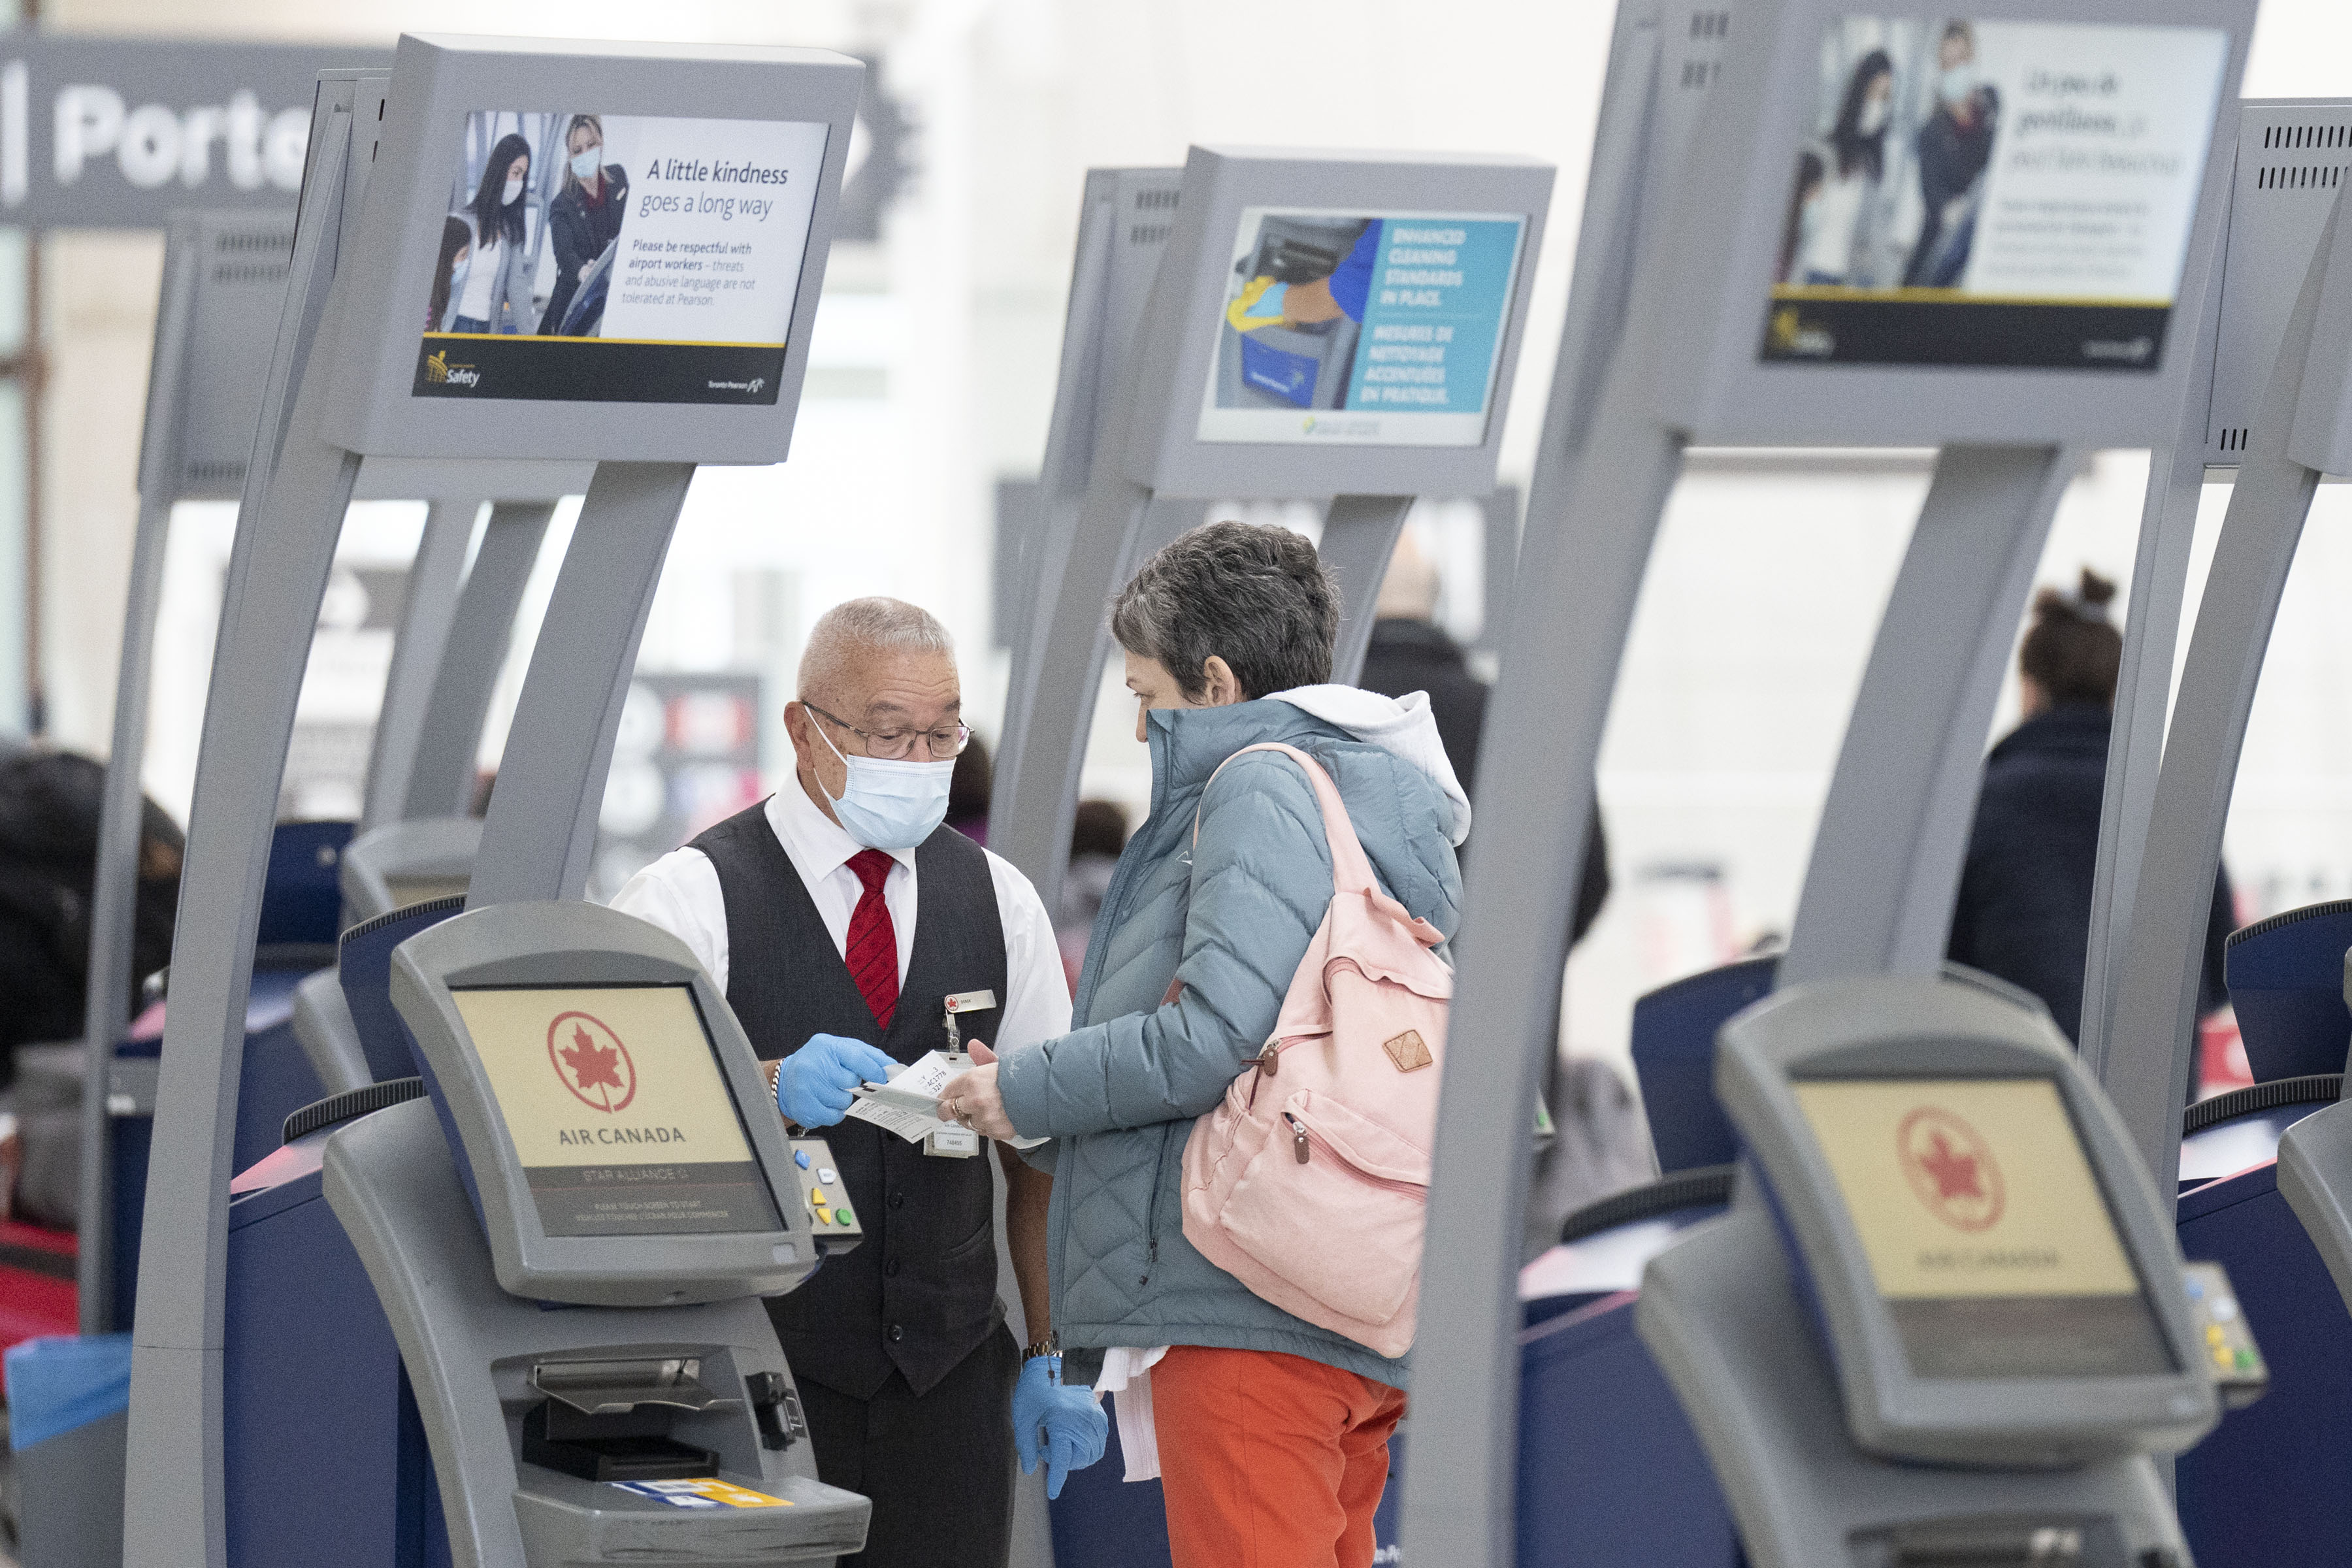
top-left (612, 597), bottom-right (1106, 1568)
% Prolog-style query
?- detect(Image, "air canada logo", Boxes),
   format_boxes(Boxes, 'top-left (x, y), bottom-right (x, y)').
top-left (424, 349), bottom-right (480, 388)
top-left (547, 1011), bottom-right (638, 1113)
top-left (1897, 1106), bottom-right (2004, 1233)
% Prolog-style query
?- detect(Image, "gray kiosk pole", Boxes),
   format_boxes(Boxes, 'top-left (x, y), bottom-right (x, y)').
top-left (1401, 2), bottom-right (2250, 1563)
top-left (2100, 100), bottom-right (2352, 1192)
top-left (124, 39), bottom-right (860, 1567)
top-left (988, 153), bottom-right (1550, 920)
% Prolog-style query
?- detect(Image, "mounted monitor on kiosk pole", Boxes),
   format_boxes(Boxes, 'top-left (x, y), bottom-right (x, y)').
top-left (988, 146), bottom-right (1552, 915)
top-left (1402, 2), bottom-right (2253, 1564)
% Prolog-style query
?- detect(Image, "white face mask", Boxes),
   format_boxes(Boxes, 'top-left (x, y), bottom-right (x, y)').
top-left (812, 718), bottom-right (956, 850)
top-left (1940, 63), bottom-right (1977, 107)
top-left (502, 173), bottom-right (524, 206)
top-left (1857, 97), bottom-right (1890, 137)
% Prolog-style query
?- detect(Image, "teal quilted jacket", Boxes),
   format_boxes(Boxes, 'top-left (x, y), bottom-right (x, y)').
top-left (996, 694), bottom-right (1464, 1388)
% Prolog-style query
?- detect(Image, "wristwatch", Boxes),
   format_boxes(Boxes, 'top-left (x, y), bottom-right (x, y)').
top-left (1023, 1331), bottom-right (1059, 1362)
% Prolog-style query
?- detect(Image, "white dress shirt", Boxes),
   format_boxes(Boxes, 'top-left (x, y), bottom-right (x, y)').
top-left (609, 779), bottom-right (1071, 1054)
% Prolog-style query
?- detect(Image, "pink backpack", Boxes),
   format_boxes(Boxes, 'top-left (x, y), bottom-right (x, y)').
top-left (1179, 743), bottom-right (1453, 1358)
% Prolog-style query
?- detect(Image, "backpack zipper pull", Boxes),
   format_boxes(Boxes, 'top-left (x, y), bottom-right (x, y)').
top-left (1256, 1041), bottom-right (1281, 1077)
top-left (1285, 1113), bottom-right (1310, 1164)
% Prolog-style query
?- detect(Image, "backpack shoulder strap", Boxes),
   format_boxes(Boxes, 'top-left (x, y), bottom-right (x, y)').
top-left (1194, 741), bottom-right (1377, 897)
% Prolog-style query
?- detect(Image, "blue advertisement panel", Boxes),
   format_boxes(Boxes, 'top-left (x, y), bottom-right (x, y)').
top-left (1198, 206), bottom-right (1525, 448)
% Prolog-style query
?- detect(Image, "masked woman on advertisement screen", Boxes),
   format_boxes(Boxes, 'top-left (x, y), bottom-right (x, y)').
top-left (449, 131), bottom-right (535, 335)
top-left (540, 114), bottom-right (629, 336)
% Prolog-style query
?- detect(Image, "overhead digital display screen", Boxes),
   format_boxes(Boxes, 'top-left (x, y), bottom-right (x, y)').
top-left (453, 983), bottom-right (783, 1238)
top-left (1761, 17), bottom-right (2227, 370)
top-left (1197, 206), bottom-right (1525, 448)
top-left (1793, 1077), bottom-right (2174, 1379)
top-left (415, 110), bottom-right (827, 404)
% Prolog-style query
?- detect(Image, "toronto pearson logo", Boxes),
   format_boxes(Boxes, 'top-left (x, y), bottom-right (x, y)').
top-left (547, 1010), bottom-right (638, 1114)
top-left (424, 348), bottom-right (480, 388)
top-left (1895, 1105), bottom-right (2005, 1233)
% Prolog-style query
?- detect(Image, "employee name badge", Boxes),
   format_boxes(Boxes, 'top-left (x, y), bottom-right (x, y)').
top-left (945, 990), bottom-right (998, 1015)
top-left (608, 1478), bottom-right (794, 1510)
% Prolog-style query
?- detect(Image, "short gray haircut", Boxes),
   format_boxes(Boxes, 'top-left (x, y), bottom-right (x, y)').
top-left (798, 596), bottom-right (956, 702)
top-left (1110, 520), bottom-right (1337, 700)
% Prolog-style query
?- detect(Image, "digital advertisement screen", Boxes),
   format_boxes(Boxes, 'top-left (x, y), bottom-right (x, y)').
top-left (1793, 1077), bottom-right (2175, 1379)
top-left (415, 110), bottom-right (827, 404)
top-left (1196, 207), bottom-right (1525, 448)
top-left (1761, 18), bottom-right (2227, 370)
top-left (453, 983), bottom-right (783, 1238)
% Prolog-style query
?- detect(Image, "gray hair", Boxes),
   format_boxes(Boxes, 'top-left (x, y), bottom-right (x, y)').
top-left (798, 596), bottom-right (956, 702)
top-left (1110, 520), bottom-right (1337, 701)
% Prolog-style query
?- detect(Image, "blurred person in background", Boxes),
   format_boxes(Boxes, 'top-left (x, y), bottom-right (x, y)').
top-left (1949, 569), bottom-right (2234, 1050)
top-left (947, 730), bottom-right (991, 844)
top-left (0, 750), bottom-right (180, 1088)
top-left (1054, 800), bottom-right (1129, 991)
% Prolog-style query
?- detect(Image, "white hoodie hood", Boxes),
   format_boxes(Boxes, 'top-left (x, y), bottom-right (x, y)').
top-left (1265, 683), bottom-right (1473, 846)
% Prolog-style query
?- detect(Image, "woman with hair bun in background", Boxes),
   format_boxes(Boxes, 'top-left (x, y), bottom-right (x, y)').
top-left (1948, 568), bottom-right (2235, 1053)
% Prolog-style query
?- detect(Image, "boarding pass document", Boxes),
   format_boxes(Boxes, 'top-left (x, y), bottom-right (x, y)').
top-left (848, 1053), bottom-right (1046, 1150)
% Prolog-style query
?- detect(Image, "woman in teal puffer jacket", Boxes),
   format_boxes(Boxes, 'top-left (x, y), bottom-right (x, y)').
top-left (946, 521), bottom-right (1469, 1568)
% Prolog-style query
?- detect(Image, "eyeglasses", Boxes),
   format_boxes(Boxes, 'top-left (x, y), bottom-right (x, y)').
top-left (802, 701), bottom-right (970, 762)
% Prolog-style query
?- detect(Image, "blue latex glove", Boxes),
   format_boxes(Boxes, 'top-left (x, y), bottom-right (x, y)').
top-left (1013, 1354), bottom-right (1107, 1499)
top-left (777, 1034), bottom-right (901, 1128)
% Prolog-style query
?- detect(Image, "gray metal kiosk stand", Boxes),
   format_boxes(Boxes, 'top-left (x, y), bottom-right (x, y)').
top-left (342, 898), bottom-right (869, 1561)
top-left (2092, 99), bottom-right (2352, 1192)
top-left (1400, 2), bottom-right (2253, 1564)
top-left (123, 37), bottom-right (862, 1568)
top-left (988, 150), bottom-right (1554, 917)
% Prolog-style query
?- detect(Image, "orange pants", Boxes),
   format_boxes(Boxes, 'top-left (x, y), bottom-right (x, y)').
top-left (1151, 1345), bottom-right (1407, 1568)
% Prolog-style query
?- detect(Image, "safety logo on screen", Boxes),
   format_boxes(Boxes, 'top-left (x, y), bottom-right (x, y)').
top-left (1897, 1105), bottom-right (2004, 1233)
top-left (548, 1010), bottom-right (638, 1114)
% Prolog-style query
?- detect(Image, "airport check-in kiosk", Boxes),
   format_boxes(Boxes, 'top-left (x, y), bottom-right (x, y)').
top-left (1396, 1), bottom-right (2257, 1564)
top-left (125, 36), bottom-right (864, 1568)
top-left (988, 148), bottom-right (1553, 918)
top-left (2052, 97), bottom-right (2352, 1566)
top-left (1645, 977), bottom-right (2259, 1566)
top-left (328, 899), bottom-right (866, 1559)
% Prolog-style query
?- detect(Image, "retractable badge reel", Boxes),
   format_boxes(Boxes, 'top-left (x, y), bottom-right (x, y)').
top-left (927, 989), bottom-right (998, 1158)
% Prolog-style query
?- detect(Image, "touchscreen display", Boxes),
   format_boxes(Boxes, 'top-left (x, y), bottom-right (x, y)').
top-left (453, 983), bottom-right (783, 1238)
top-left (1761, 17), bottom-right (2227, 369)
top-left (415, 110), bottom-right (827, 404)
top-left (1196, 207), bottom-right (1525, 448)
top-left (1793, 1077), bottom-right (2174, 1379)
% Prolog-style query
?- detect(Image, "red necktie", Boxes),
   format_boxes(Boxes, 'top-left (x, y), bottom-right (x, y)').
top-left (843, 847), bottom-right (900, 1030)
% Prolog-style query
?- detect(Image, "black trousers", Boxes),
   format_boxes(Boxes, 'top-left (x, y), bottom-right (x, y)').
top-left (798, 1324), bottom-right (1020, 1568)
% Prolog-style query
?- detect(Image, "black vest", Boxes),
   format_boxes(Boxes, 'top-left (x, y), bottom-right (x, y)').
top-left (692, 802), bottom-right (1008, 1399)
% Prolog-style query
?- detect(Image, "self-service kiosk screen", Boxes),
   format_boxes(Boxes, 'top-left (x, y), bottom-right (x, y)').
top-left (415, 111), bottom-right (828, 405)
top-left (1761, 17), bottom-right (2227, 370)
top-left (1792, 1077), bottom-right (2174, 1379)
top-left (451, 983), bottom-right (784, 1238)
top-left (1196, 208), bottom-right (1526, 447)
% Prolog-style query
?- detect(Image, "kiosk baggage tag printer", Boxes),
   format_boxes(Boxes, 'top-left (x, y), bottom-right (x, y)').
top-left (325, 899), bottom-right (868, 1562)
top-left (126, 37), bottom-right (864, 1568)
top-left (1642, 976), bottom-right (2261, 1568)
top-left (1401, 1), bottom-right (2256, 1564)
top-left (987, 146), bottom-right (1553, 917)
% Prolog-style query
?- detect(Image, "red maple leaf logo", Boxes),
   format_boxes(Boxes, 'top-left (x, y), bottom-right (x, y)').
top-left (546, 1011), bottom-right (636, 1113)
top-left (1916, 1130), bottom-right (1982, 1202)
top-left (1897, 1107), bottom-right (2004, 1232)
